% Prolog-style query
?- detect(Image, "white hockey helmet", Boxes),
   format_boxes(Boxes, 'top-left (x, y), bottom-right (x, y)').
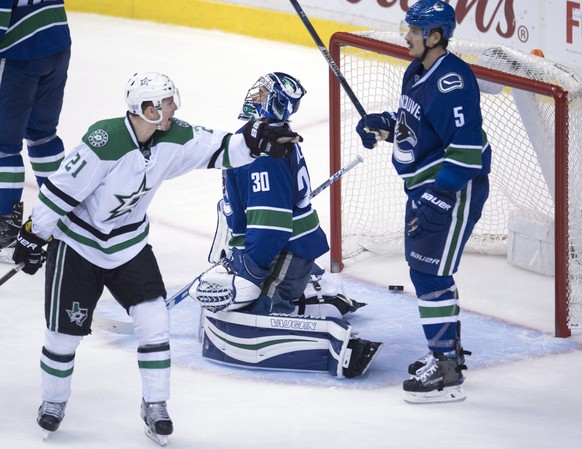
top-left (125, 72), bottom-right (180, 124)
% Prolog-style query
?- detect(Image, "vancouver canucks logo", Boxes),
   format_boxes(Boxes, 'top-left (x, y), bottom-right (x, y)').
top-left (438, 73), bottom-right (464, 93)
top-left (393, 111), bottom-right (418, 164)
top-left (67, 302), bottom-right (88, 326)
top-left (395, 111), bottom-right (418, 147)
top-left (107, 174), bottom-right (151, 220)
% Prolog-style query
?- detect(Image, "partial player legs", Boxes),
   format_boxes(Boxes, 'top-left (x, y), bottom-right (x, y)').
top-left (38, 330), bottom-right (82, 433)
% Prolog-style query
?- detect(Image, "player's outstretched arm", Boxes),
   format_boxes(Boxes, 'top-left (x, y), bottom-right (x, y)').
top-left (242, 121), bottom-right (303, 158)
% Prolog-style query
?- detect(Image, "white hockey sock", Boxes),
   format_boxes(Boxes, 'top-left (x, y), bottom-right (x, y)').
top-left (138, 342), bottom-right (171, 403)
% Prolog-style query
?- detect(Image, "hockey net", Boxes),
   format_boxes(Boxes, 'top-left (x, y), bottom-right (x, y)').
top-left (328, 31), bottom-right (582, 337)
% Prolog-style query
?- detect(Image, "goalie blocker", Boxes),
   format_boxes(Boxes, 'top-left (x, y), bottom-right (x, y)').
top-left (201, 310), bottom-right (382, 378)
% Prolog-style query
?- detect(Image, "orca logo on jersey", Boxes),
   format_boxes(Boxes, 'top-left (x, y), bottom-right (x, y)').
top-left (88, 129), bottom-right (109, 148)
top-left (438, 73), bottom-right (464, 93)
top-left (395, 111), bottom-right (418, 147)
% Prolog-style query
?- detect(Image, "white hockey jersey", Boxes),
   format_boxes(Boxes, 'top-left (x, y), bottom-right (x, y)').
top-left (31, 115), bottom-right (256, 269)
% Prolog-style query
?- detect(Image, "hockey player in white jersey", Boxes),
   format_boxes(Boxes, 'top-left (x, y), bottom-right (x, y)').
top-left (11, 71), bottom-right (301, 444)
top-left (191, 72), bottom-right (382, 378)
top-left (356, 1), bottom-right (489, 403)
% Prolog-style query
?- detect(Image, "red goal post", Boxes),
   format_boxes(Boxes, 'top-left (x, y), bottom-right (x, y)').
top-left (328, 31), bottom-right (582, 338)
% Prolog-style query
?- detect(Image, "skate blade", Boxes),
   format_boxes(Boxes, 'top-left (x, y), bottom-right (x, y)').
top-left (144, 424), bottom-right (168, 447)
top-left (360, 342), bottom-right (384, 376)
top-left (403, 385), bottom-right (466, 404)
top-left (40, 428), bottom-right (53, 441)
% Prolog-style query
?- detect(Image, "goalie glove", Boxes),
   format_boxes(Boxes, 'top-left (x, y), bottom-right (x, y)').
top-left (190, 248), bottom-right (270, 312)
top-left (356, 112), bottom-right (396, 149)
top-left (242, 120), bottom-right (303, 158)
top-left (407, 187), bottom-right (456, 239)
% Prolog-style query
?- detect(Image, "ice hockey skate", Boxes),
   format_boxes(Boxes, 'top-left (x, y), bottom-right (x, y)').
top-left (0, 201), bottom-right (22, 263)
top-left (37, 400), bottom-right (67, 439)
top-left (407, 345), bottom-right (471, 375)
top-left (408, 327), bottom-right (471, 375)
top-left (141, 400), bottom-right (173, 446)
top-left (343, 338), bottom-right (383, 378)
top-left (403, 353), bottom-right (467, 404)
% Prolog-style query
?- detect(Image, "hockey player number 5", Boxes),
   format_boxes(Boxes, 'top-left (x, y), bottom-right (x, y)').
top-left (454, 106), bottom-right (465, 127)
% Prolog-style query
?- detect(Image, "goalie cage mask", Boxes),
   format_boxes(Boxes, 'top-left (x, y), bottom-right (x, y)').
top-left (238, 72), bottom-right (306, 122)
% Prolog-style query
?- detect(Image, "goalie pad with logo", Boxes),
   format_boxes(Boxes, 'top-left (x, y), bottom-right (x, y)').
top-left (201, 310), bottom-right (355, 377)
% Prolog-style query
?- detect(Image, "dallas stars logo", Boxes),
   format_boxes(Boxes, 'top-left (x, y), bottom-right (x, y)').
top-left (67, 302), bottom-right (88, 326)
top-left (107, 174), bottom-right (151, 221)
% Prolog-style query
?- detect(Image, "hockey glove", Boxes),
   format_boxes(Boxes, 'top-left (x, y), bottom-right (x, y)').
top-left (12, 220), bottom-right (48, 275)
top-left (356, 112), bottom-right (396, 149)
top-left (407, 187), bottom-right (456, 239)
top-left (191, 248), bottom-right (270, 312)
top-left (242, 120), bottom-right (303, 158)
top-left (227, 248), bottom-right (270, 287)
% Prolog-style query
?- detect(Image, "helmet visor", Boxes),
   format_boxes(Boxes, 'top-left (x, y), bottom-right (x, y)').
top-left (400, 20), bottom-right (424, 38)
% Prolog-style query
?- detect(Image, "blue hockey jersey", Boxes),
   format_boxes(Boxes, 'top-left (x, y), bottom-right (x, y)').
top-left (223, 126), bottom-right (329, 269)
top-left (0, 0), bottom-right (70, 60)
top-left (390, 51), bottom-right (491, 193)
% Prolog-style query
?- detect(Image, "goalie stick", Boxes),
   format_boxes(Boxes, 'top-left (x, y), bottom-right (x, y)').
top-left (208, 154), bottom-right (365, 264)
top-left (92, 279), bottom-right (196, 334)
top-left (310, 154), bottom-right (364, 199)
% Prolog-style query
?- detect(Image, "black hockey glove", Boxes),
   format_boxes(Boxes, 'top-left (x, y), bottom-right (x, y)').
top-left (12, 220), bottom-right (48, 275)
top-left (407, 187), bottom-right (456, 239)
top-left (242, 121), bottom-right (303, 158)
top-left (356, 112), bottom-right (396, 149)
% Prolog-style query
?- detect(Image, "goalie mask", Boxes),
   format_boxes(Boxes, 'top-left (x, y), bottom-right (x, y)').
top-left (238, 72), bottom-right (306, 121)
top-left (400, 0), bottom-right (456, 41)
top-left (125, 72), bottom-right (181, 124)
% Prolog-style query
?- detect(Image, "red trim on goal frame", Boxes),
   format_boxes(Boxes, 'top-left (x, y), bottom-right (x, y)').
top-left (328, 32), bottom-right (571, 338)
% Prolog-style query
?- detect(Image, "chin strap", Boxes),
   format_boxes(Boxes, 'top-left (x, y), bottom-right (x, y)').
top-left (139, 108), bottom-right (164, 127)
top-left (418, 36), bottom-right (446, 63)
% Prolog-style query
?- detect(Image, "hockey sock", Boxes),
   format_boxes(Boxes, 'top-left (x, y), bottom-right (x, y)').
top-left (138, 342), bottom-right (171, 403)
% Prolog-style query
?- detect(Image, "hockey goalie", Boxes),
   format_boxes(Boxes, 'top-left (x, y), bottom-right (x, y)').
top-left (190, 72), bottom-right (382, 378)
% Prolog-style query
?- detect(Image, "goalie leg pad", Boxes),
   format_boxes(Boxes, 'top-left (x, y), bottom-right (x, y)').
top-left (208, 199), bottom-right (231, 264)
top-left (201, 310), bottom-right (354, 376)
top-left (294, 293), bottom-right (367, 318)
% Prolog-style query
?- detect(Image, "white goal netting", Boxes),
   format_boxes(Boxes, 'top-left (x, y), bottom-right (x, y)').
top-left (331, 31), bottom-right (582, 333)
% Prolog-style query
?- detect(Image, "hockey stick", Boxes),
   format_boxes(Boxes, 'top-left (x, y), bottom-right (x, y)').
top-left (92, 279), bottom-right (196, 334)
top-left (289, 0), bottom-right (367, 118)
top-left (0, 262), bottom-right (25, 287)
top-left (310, 154), bottom-right (364, 199)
